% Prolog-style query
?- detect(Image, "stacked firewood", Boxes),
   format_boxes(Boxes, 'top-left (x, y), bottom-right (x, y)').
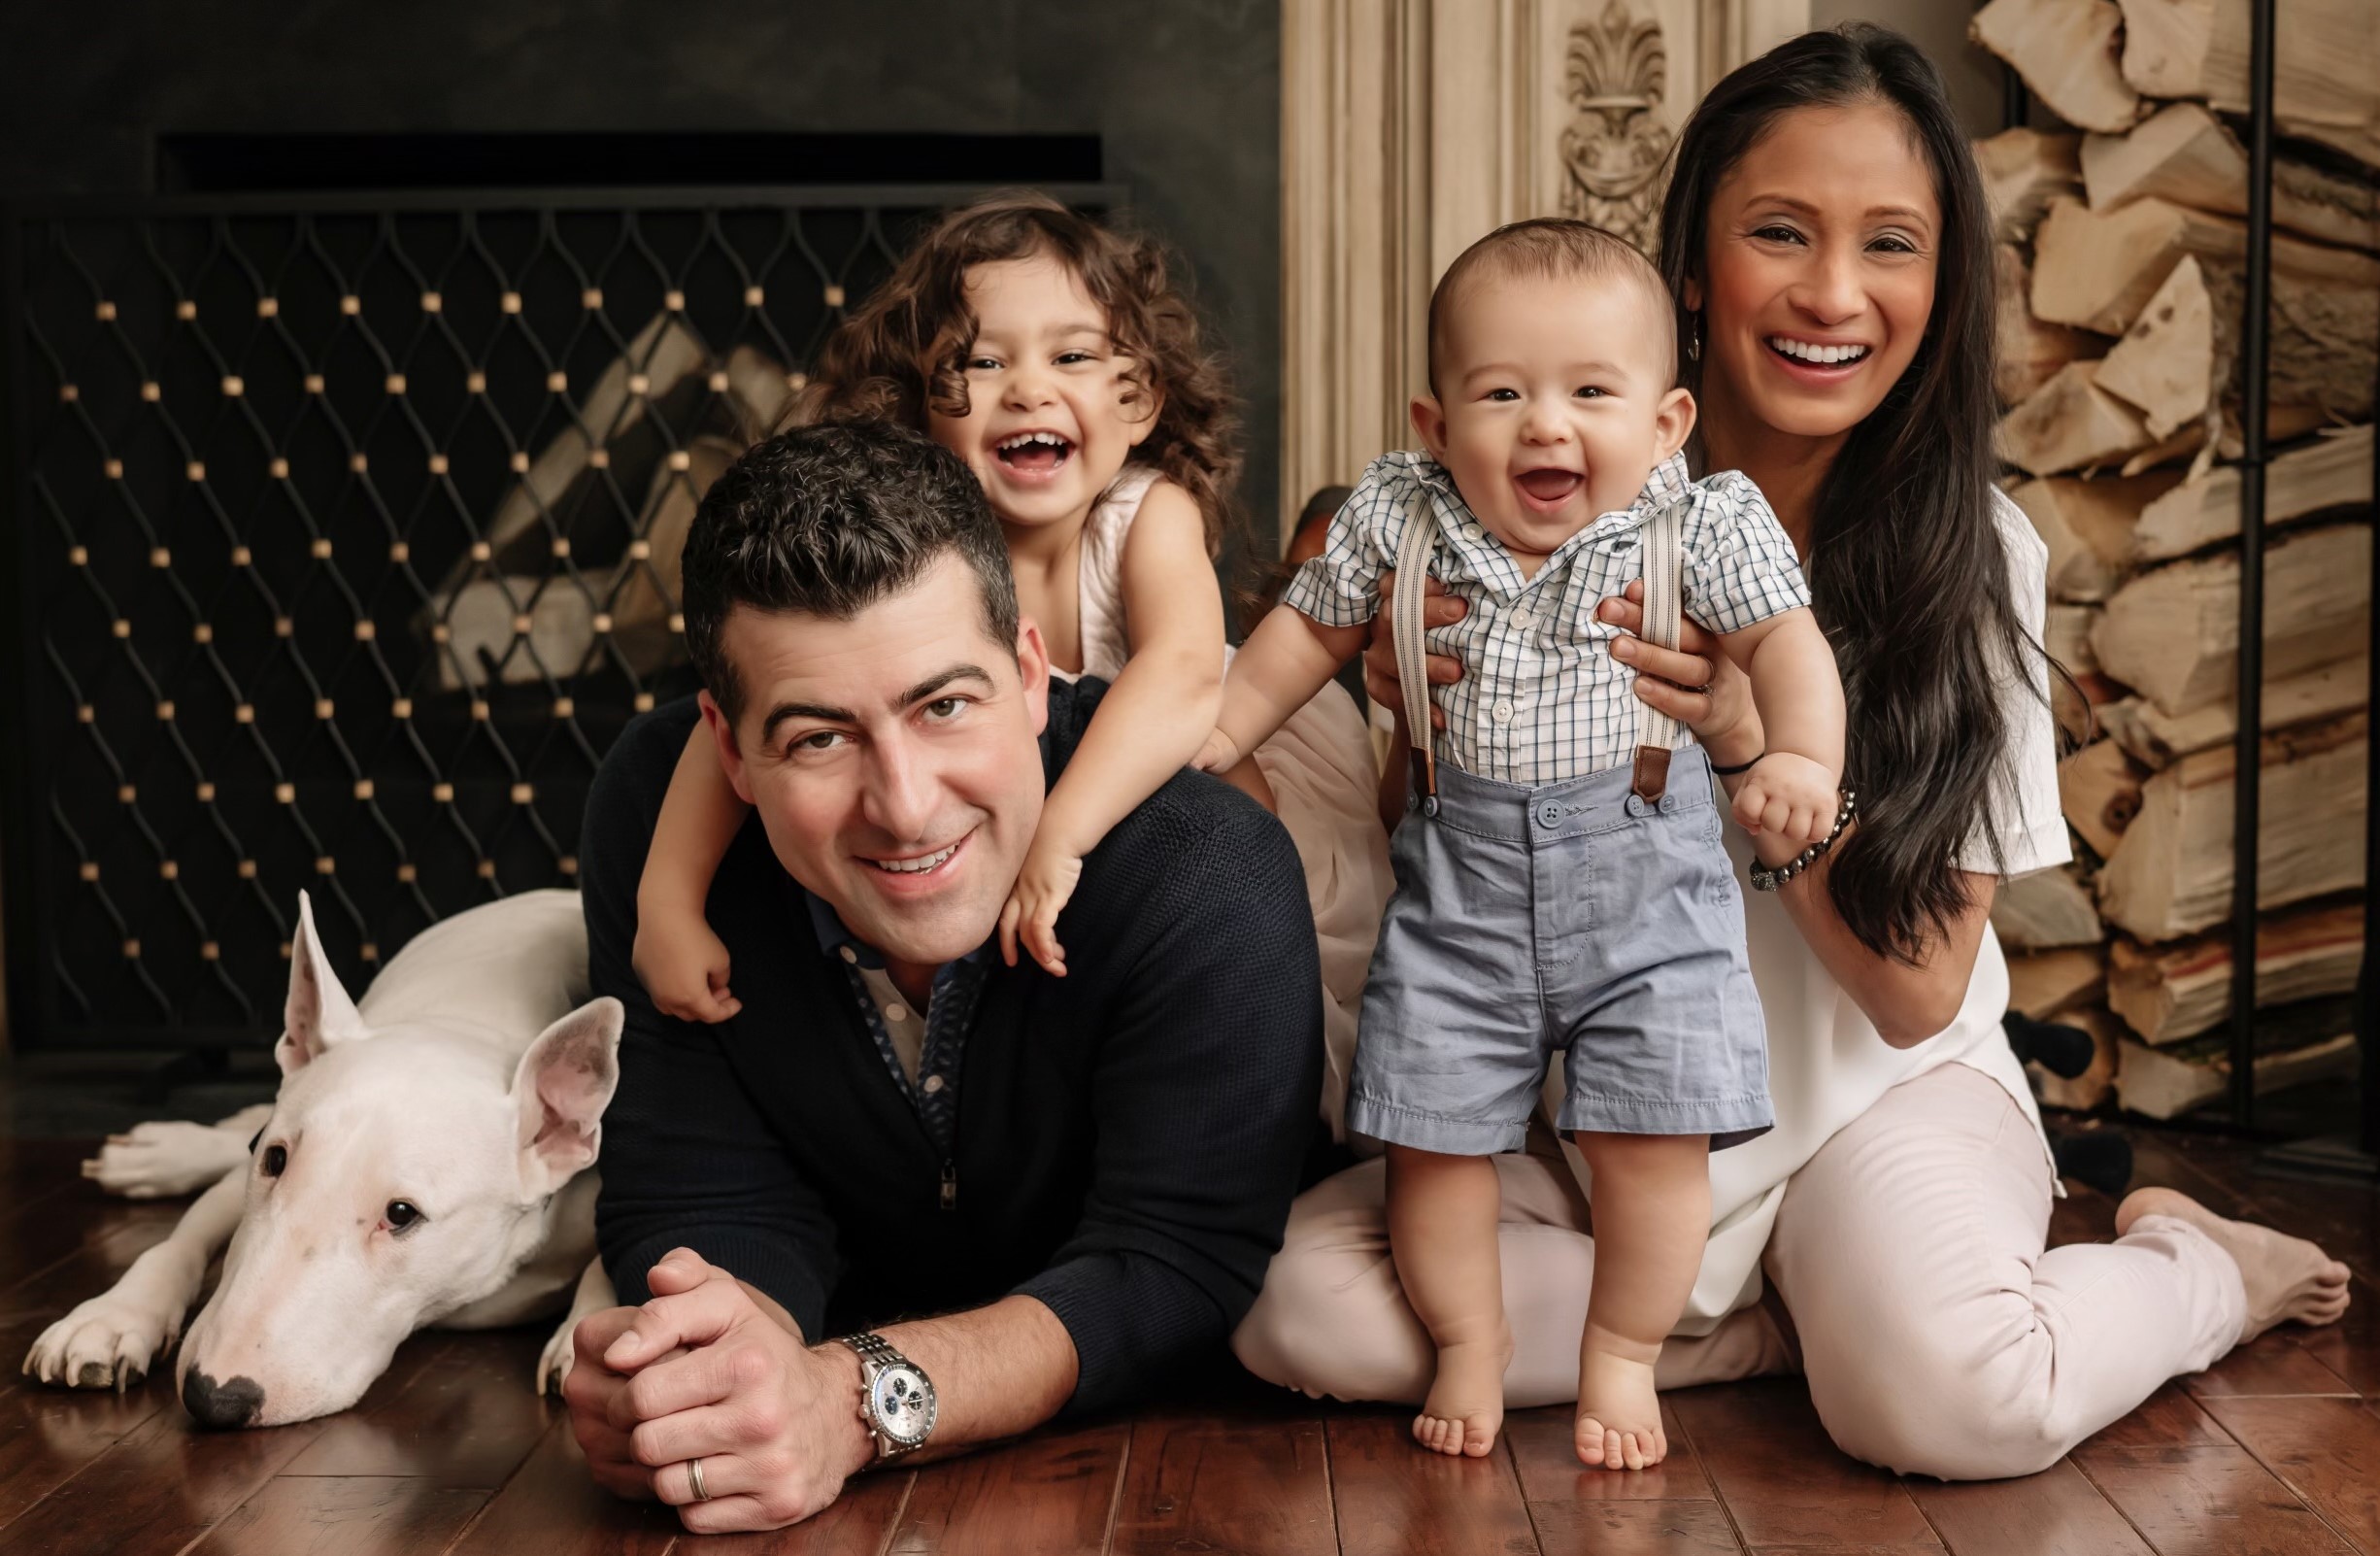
top-left (1970, 0), bottom-right (2375, 1117)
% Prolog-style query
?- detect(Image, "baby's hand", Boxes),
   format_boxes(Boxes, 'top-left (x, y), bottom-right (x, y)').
top-left (1193, 727), bottom-right (1243, 774)
top-left (632, 912), bottom-right (742, 1024)
top-left (1729, 753), bottom-right (1839, 844)
top-left (999, 836), bottom-right (1084, 977)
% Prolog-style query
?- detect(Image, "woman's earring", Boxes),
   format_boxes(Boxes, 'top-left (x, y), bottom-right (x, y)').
top-left (1688, 313), bottom-right (1702, 363)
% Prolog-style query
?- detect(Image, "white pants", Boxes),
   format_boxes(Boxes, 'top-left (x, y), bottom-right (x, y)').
top-left (1232, 1063), bottom-right (2250, 1479)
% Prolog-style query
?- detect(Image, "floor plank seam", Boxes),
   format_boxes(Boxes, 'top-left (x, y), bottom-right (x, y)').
top-left (2067, 1450), bottom-right (2163, 1556)
top-left (1668, 1396), bottom-right (1753, 1555)
top-left (2213, 1419), bottom-right (2373, 1555)
top-left (1100, 1417), bottom-right (1132, 1555)
top-left (871, 1469), bottom-right (917, 1556)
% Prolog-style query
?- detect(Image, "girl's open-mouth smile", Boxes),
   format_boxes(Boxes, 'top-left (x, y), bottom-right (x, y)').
top-left (992, 430), bottom-right (1074, 484)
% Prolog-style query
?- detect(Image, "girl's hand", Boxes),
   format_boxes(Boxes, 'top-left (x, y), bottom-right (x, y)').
top-left (1193, 727), bottom-right (1243, 773)
top-left (1361, 571), bottom-right (1468, 727)
top-left (1596, 580), bottom-right (1763, 764)
top-left (632, 914), bottom-right (743, 1024)
top-left (1730, 753), bottom-right (1839, 842)
top-left (999, 838), bottom-right (1084, 977)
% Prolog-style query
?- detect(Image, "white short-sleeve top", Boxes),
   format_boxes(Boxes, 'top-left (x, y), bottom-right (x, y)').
top-left (1549, 488), bottom-right (2072, 1335)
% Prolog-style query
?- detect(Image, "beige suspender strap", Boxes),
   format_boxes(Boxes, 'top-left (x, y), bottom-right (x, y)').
top-left (1630, 493), bottom-right (1688, 801)
top-left (1390, 503), bottom-right (1441, 813)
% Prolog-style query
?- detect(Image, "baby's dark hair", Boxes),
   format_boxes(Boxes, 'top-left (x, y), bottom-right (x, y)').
top-left (1425, 219), bottom-right (1677, 393)
top-left (794, 191), bottom-right (1243, 556)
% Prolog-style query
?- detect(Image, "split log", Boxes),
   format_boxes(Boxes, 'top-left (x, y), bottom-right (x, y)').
top-left (721, 344), bottom-right (798, 442)
top-left (2010, 469), bottom-right (2185, 602)
top-left (2008, 945), bottom-right (2109, 1019)
top-left (609, 432), bottom-right (746, 641)
top-left (2116, 0), bottom-right (2380, 169)
top-left (1994, 863), bottom-right (2107, 950)
top-left (1995, 245), bottom-right (2101, 406)
top-left (2081, 102), bottom-right (2380, 254)
top-left (2129, 425), bottom-right (2373, 563)
top-left (2107, 901), bottom-right (2363, 1043)
top-left (1970, 0), bottom-right (2144, 134)
top-left (2046, 604), bottom-right (2101, 679)
top-left (2031, 1005), bottom-right (2122, 1111)
top-left (1980, 127), bottom-right (2084, 243)
top-left (2060, 739), bottom-right (2144, 861)
top-left (434, 574), bottom-right (604, 691)
top-left (2095, 711), bottom-right (2366, 940)
top-left (1998, 361), bottom-right (2152, 477)
top-left (2114, 1001), bottom-right (2358, 1119)
top-left (2093, 255), bottom-right (2212, 442)
top-left (2099, 656), bottom-right (2368, 769)
top-left (2092, 522), bottom-right (2371, 717)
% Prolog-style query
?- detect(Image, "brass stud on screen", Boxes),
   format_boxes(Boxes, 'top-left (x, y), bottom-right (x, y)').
top-left (315, 698), bottom-right (335, 720)
top-left (350, 453), bottom-right (368, 473)
top-left (587, 449), bottom-right (610, 469)
top-left (159, 861), bottom-right (178, 880)
top-left (354, 621), bottom-right (376, 641)
top-left (338, 295), bottom-right (358, 316)
top-left (385, 373), bottom-right (406, 394)
top-left (512, 783), bottom-right (534, 804)
top-left (155, 700), bottom-right (174, 721)
top-left (201, 942), bottom-right (219, 961)
top-left (627, 373), bottom-right (651, 396)
top-left (558, 857), bottom-right (579, 876)
top-left (433, 783), bottom-right (454, 802)
top-left (269, 457), bottom-right (290, 480)
top-left (279, 941), bottom-right (290, 959)
top-left (465, 370), bottom-right (486, 394)
top-left (275, 618), bottom-right (293, 637)
top-left (150, 547), bottom-right (170, 567)
top-left (304, 374), bottom-right (325, 394)
top-left (221, 375), bottom-right (244, 397)
top-left (397, 863), bottom-right (418, 883)
top-left (317, 857), bottom-right (336, 874)
top-left (235, 703), bottom-right (254, 723)
top-left (707, 370), bottom-right (729, 393)
top-left (668, 450), bottom-right (690, 471)
top-left (185, 460), bottom-right (205, 481)
top-left (312, 538), bottom-right (333, 559)
top-left (176, 300), bottom-right (196, 321)
top-left (500, 291), bottom-right (521, 314)
top-left (633, 692), bottom-right (654, 712)
top-left (193, 624), bottom-right (213, 643)
top-left (392, 697), bottom-right (413, 719)
top-left (68, 546), bottom-right (87, 566)
top-left (511, 613), bottom-right (532, 636)
top-left (664, 289), bottom-right (686, 312)
top-left (788, 371), bottom-right (808, 391)
top-left (420, 290), bottom-right (442, 313)
top-left (79, 862), bottom-right (98, 881)
top-left (94, 300), bottom-right (116, 321)
top-left (238, 860), bottom-right (256, 879)
top-left (551, 537), bottom-right (570, 558)
top-left (431, 623), bottom-right (452, 643)
top-left (477, 860), bottom-right (497, 879)
top-left (824, 284), bottom-right (846, 307)
top-left (360, 943), bottom-right (378, 963)
top-left (471, 700), bottom-right (489, 721)
top-left (117, 784), bottom-right (135, 803)
top-left (123, 939), bottom-right (140, 959)
top-left (553, 696), bottom-right (575, 718)
top-left (510, 451), bottom-right (530, 473)
top-left (627, 539), bottom-right (651, 560)
top-left (428, 454), bottom-right (449, 475)
top-left (103, 458), bottom-right (122, 480)
top-left (470, 541), bottom-right (492, 561)
top-left (275, 783), bottom-right (295, 803)
top-left (231, 545), bottom-right (251, 566)
top-left (353, 779), bottom-right (374, 799)
top-left (582, 288), bottom-right (603, 309)
top-left (744, 285), bottom-right (764, 307)
top-left (76, 704), bottom-right (93, 723)
top-left (547, 370), bottom-right (567, 393)
top-left (591, 612), bottom-right (613, 633)
top-left (58, 383), bottom-right (78, 402)
top-left (141, 381), bottom-right (160, 401)
top-left (260, 296), bottom-right (282, 318)
top-left (668, 613), bottom-right (684, 634)
top-left (196, 782), bottom-right (215, 802)
top-left (112, 619), bottom-right (131, 638)
top-left (388, 541), bottom-right (409, 562)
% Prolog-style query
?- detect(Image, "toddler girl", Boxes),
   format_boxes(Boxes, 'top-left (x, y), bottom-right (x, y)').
top-left (633, 194), bottom-right (1392, 1137)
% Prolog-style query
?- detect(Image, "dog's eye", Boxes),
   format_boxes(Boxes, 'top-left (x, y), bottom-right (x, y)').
top-left (385, 1200), bottom-right (421, 1231)
top-left (260, 1144), bottom-right (287, 1177)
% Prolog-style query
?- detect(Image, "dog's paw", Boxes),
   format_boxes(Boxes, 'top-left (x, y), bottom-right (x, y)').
top-left (82, 1121), bottom-right (246, 1200)
top-left (23, 1293), bottom-right (178, 1391)
top-left (537, 1319), bottom-right (578, 1398)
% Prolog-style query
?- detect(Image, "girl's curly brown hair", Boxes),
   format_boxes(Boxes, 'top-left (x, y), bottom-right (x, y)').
top-left (790, 191), bottom-right (1243, 557)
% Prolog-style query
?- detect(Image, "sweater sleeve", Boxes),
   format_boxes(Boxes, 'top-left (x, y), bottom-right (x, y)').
top-left (582, 702), bottom-right (843, 1333)
top-left (1014, 788), bottom-right (1323, 1414)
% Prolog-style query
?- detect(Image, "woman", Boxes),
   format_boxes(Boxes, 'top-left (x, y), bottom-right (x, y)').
top-left (1231, 23), bottom-right (2352, 1479)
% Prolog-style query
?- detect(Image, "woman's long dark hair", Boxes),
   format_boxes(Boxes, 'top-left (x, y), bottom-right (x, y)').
top-left (1659, 24), bottom-right (2042, 963)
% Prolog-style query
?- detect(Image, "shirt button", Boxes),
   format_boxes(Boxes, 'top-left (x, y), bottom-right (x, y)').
top-left (1511, 607), bottom-right (1534, 630)
top-left (886, 1004), bottom-right (910, 1024)
top-left (1492, 699), bottom-right (1515, 724)
top-left (838, 945), bottom-right (858, 964)
top-left (922, 1074), bottom-right (946, 1094)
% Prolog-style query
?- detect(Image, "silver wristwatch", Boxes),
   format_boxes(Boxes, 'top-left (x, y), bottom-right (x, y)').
top-left (837, 1332), bottom-right (937, 1458)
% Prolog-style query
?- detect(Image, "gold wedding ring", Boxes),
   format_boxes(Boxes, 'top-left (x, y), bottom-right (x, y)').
top-left (687, 1455), bottom-right (711, 1501)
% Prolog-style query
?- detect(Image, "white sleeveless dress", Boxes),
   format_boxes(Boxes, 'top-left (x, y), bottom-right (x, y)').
top-left (1077, 466), bottom-right (1395, 1141)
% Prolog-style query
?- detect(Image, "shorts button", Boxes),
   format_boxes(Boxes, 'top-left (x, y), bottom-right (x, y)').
top-left (1659, 795), bottom-right (1677, 814)
top-left (1537, 802), bottom-right (1561, 827)
top-left (1625, 795), bottom-right (1648, 817)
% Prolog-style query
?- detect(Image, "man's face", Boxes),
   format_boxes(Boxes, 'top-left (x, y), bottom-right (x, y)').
top-left (700, 555), bottom-right (1051, 970)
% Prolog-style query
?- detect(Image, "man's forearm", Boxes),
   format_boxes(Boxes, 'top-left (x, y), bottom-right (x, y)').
top-left (790, 1293), bottom-right (1080, 1471)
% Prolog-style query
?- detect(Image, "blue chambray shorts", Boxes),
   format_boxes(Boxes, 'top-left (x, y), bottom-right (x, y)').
top-left (1345, 744), bottom-right (1773, 1156)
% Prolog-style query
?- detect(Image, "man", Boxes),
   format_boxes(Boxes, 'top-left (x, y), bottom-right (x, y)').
top-left (565, 420), bottom-right (1321, 1534)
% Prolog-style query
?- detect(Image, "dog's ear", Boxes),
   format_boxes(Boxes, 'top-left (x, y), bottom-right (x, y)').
top-left (276, 892), bottom-right (370, 1075)
top-left (513, 997), bottom-right (624, 1195)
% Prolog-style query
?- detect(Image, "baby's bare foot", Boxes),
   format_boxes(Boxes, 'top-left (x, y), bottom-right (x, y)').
top-left (1413, 1335), bottom-right (1511, 1458)
top-left (2117, 1186), bottom-right (2352, 1342)
top-left (1576, 1345), bottom-right (1664, 1471)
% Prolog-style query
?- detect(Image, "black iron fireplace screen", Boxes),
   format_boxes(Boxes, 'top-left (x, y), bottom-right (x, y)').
top-left (1, 182), bottom-right (1117, 1049)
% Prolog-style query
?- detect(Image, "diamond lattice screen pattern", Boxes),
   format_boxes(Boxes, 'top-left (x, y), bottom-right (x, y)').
top-left (7, 187), bottom-right (1110, 1048)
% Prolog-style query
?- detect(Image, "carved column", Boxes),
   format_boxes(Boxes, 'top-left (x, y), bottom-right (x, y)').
top-left (1278, 0), bottom-right (1810, 540)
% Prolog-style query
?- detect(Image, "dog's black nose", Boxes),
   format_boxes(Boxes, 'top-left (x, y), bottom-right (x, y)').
top-left (182, 1370), bottom-right (264, 1430)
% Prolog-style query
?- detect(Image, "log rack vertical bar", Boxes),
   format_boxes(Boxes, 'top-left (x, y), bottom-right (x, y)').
top-left (2226, 0), bottom-right (2275, 1130)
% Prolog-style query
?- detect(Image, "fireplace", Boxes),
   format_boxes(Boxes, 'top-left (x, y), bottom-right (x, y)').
top-left (0, 178), bottom-right (1118, 1050)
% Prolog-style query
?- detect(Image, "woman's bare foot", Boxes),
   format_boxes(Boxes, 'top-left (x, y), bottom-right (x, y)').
top-left (2116, 1185), bottom-right (2352, 1341)
top-left (1413, 1334), bottom-right (1512, 1457)
top-left (1575, 1343), bottom-right (1665, 1471)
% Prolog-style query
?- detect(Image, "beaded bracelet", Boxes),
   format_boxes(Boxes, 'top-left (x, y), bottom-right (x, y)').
top-left (1748, 789), bottom-right (1858, 893)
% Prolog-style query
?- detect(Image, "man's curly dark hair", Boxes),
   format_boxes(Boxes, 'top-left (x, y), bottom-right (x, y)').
top-left (680, 420), bottom-right (1021, 729)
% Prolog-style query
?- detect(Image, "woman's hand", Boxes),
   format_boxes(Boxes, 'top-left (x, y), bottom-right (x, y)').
top-left (1596, 581), bottom-right (1764, 766)
top-left (1361, 571), bottom-right (1468, 726)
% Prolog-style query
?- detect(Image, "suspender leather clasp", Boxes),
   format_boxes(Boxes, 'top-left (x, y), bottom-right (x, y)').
top-left (1630, 744), bottom-right (1670, 803)
top-left (1409, 746), bottom-right (1438, 816)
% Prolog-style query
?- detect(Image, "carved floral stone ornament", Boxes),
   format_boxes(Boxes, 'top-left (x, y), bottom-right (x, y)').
top-left (1559, 0), bottom-right (1672, 254)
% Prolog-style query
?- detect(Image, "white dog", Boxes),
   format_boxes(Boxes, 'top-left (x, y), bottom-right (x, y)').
top-left (22, 889), bottom-right (623, 1428)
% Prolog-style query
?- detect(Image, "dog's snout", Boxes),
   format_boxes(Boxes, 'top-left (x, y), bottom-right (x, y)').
top-left (182, 1369), bottom-right (264, 1430)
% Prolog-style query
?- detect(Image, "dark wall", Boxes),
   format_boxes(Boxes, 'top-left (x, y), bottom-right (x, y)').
top-left (0, 0), bottom-right (1284, 532)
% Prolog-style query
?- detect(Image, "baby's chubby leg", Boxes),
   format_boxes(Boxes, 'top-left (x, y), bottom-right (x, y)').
top-left (1385, 1145), bottom-right (1511, 1457)
top-left (1573, 1132), bottom-right (1709, 1471)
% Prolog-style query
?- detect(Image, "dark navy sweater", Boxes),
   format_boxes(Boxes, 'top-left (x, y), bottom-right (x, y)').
top-left (584, 683), bottom-right (1322, 1413)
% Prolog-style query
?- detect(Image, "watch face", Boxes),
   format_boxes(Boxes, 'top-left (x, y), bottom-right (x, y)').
top-left (868, 1361), bottom-right (936, 1447)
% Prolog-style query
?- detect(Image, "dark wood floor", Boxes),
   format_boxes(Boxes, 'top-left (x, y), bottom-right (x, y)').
top-left (1, 1129), bottom-right (2376, 1555)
